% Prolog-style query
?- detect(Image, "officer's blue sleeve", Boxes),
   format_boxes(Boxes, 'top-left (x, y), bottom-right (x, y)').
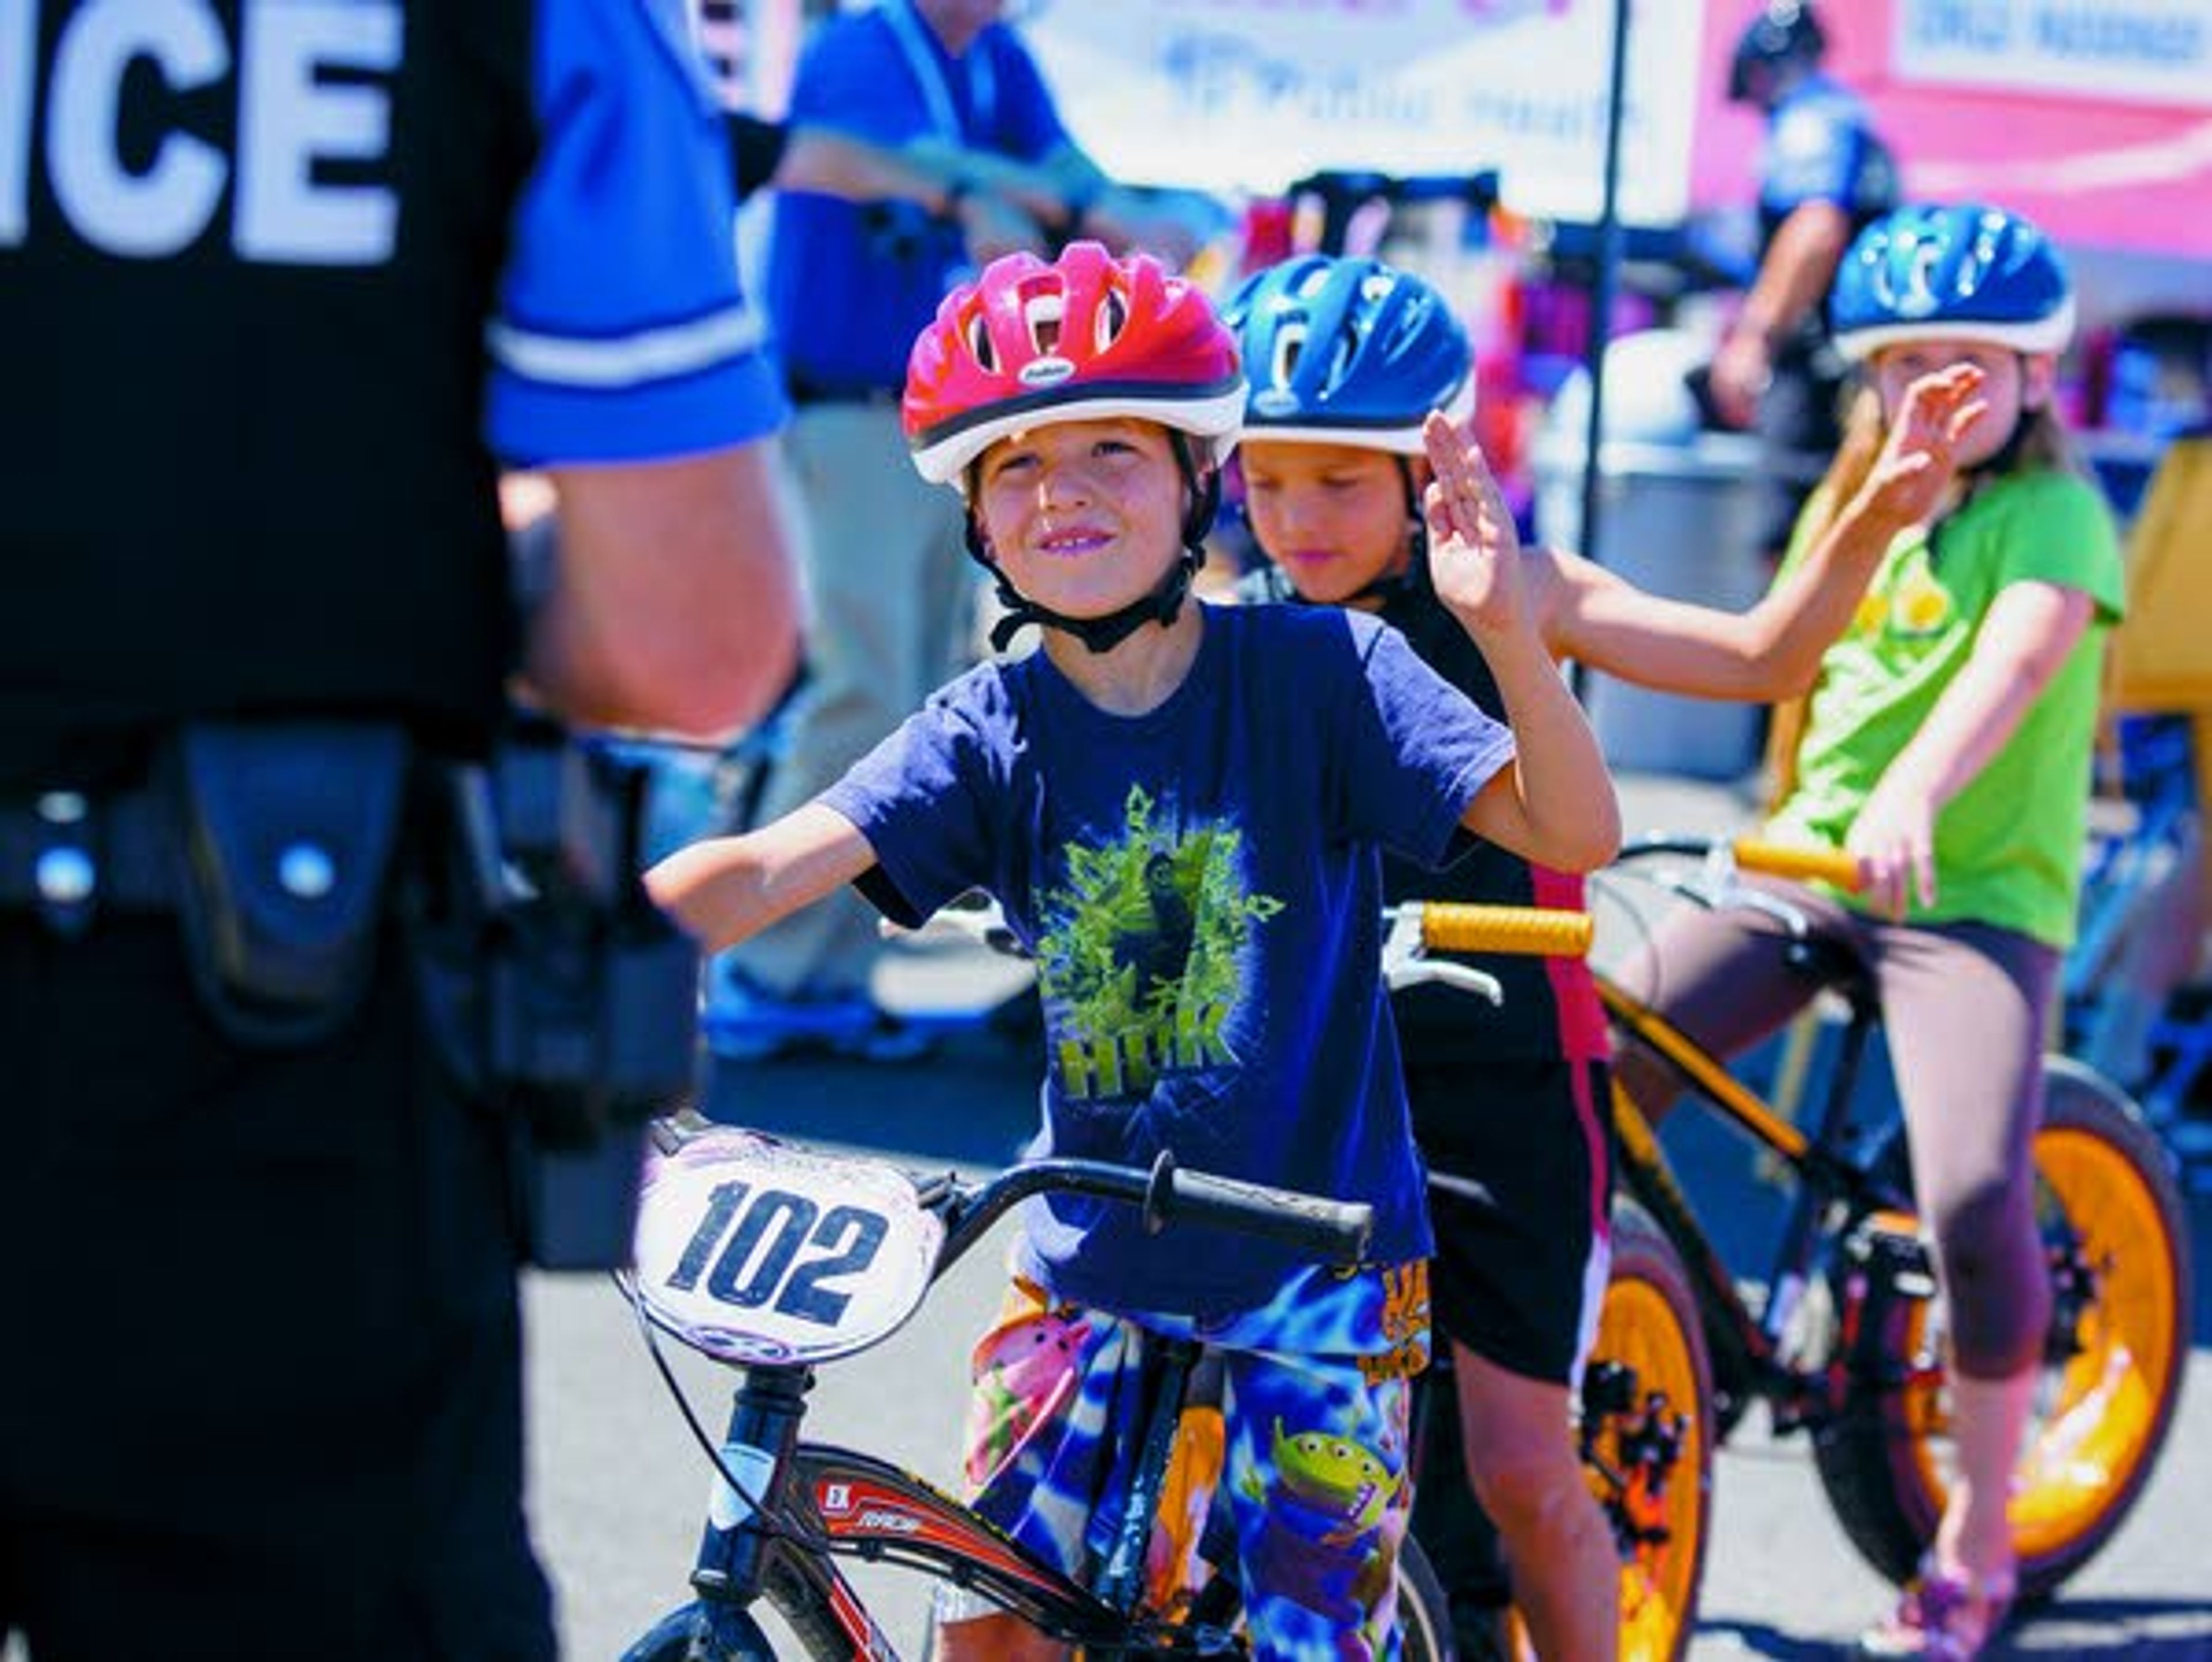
top-left (486, 0), bottom-right (789, 466)
top-left (1762, 93), bottom-right (1868, 213)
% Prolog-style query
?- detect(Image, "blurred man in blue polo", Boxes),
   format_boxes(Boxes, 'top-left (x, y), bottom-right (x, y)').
top-left (718, 0), bottom-right (1192, 1057)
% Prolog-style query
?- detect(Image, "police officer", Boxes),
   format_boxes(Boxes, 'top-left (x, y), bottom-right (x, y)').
top-left (0, 1), bottom-right (800, 1655)
top-left (1705, 1), bottom-right (1899, 553)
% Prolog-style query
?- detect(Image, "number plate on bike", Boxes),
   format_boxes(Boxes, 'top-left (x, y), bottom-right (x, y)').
top-left (631, 1127), bottom-right (943, 1365)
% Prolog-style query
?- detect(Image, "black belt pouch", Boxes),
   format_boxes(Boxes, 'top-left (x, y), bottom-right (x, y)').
top-left (170, 722), bottom-right (411, 1046)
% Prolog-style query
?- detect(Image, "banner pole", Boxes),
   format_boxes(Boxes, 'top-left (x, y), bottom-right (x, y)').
top-left (1576, 0), bottom-right (1633, 591)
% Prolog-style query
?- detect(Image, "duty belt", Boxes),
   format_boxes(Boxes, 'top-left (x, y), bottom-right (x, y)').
top-left (0, 787), bottom-right (180, 930)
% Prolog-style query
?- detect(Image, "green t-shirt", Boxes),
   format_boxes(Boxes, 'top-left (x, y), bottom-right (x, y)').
top-left (1769, 468), bottom-right (2124, 947)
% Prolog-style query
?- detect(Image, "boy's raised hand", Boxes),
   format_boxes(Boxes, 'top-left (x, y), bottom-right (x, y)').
top-left (1422, 411), bottom-right (1529, 640)
top-left (1859, 363), bottom-right (1988, 528)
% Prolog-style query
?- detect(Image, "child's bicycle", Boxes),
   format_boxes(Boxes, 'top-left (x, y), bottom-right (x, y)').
top-left (614, 1109), bottom-right (1460, 1660)
top-left (1396, 833), bottom-right (2194, 1662)
top-left (2066, 712), bottom-right (2212, 1165)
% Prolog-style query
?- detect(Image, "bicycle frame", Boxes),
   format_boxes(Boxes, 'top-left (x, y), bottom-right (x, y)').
top-left (626, 1120), bottom-right (1368, 1661)
top-left (668, 1359), bottom-right (1219, 1659)
top-left (1595, 963), bottom-right (1925, 1439)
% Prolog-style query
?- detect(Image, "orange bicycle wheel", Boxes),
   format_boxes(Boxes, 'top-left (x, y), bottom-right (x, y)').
top-left (1497, 1199), bottom-right (1712, 1662)
top-left (1814, 1059), bottom-right (2192, 1597)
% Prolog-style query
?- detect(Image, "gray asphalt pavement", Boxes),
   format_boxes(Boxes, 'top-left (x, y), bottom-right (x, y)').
top-left (527, 769), bottom-right (2212, 1660)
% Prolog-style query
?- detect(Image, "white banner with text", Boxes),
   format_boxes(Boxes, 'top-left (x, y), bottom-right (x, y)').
top-left (1892, 0), bottom-right (2212, 108)
top-left (1024, 0), bottom-right (1706, 224)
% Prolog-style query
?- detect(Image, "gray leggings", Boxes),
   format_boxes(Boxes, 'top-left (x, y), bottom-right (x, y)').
top-left (1612, 881), bottom-right (2056, 1379)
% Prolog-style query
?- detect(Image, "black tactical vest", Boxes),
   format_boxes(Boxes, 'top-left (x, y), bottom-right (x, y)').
top-left (0, 0), bottom-right (536, 788)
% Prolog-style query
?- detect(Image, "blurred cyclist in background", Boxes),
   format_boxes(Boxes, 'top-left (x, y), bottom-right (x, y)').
top-left (1703, 1), bottom-right (1900, 556)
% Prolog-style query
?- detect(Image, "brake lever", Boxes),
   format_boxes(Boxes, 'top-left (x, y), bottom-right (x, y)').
top-left (1656, 846), bottom-right (1813, 941)
top-left (1379, 907), bottom-right (1505, 1003)
top-left (1396, 960), bottom-right (1506, 1003)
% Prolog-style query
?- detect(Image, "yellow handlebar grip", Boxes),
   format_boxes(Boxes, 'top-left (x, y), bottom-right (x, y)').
top-left (1418, 904), bottom-right (1593, 958)
top-left (1732, 837), bottom-right (1865, 891)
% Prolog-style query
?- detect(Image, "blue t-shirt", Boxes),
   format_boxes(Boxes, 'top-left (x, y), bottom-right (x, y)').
top-left (765, 2), bottom-right (1071, 394)
top-left (821, 604), bottom-right (1516, 1316)
top-left (1758, 73), bottom-right (1899, 249)
top-left (487, 0), bottom-right (789, 465)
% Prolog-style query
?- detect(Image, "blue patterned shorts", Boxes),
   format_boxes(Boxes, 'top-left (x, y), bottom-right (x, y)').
top-left (955, 1257), bottom-right (1430, 1660)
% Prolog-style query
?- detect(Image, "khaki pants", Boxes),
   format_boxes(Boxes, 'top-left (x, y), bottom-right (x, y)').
top-left (726, 401), bottom-right (977, 996)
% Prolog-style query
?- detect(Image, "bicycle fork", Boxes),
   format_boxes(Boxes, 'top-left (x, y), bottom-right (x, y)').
top-left (682, 1367), bottom-right (896, 1659)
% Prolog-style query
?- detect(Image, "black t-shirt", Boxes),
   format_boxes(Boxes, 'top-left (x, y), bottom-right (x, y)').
top-left (1236, 560), bottom-right (1591, 1061)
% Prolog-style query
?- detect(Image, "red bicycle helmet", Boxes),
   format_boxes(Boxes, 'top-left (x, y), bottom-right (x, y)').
top-left (904, 241), bottom-right (1245, 486)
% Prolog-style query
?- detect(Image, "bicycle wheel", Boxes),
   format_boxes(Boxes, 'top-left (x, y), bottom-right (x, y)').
top-left (1814, 1060), bottom-right (2194, 1597)
top-left (1478, 1201), bottom-right (1711, 1662)
top-left (1395, 1528), bottom-right (1459, 1662)
top-left (621, 1601), bottom-right (780, 1662)
top-left (1583, 1198), bottom-right (1713, 1662)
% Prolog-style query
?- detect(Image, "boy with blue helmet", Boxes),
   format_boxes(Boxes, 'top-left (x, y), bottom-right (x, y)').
top-left (1227, 252), bottom-right (1989, 1660)
top-left (1618, 202), bottom-right (2123, 1660)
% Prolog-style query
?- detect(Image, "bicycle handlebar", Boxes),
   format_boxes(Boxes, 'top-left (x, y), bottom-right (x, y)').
top-left (1619, 833), bottom-right (1865, 893)
top-left (937, 1151), bottom-right (1373, 1276)
top-left (1729, 837), bottom-right (1865, 891)
top-left (1406, 902), bottom-right (1593, 958)
top-left (1156, 1159), bottom-right (1374, 1259)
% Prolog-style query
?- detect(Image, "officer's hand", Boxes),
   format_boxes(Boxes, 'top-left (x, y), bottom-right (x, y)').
top-left (1706, 328), bottom-right (1769, 430)
top-left (1077, 188), bottom-right (1201, 268)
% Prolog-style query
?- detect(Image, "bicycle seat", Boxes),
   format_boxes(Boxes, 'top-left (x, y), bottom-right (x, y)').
top-left (628, 1125), bottom-right (945, 1367)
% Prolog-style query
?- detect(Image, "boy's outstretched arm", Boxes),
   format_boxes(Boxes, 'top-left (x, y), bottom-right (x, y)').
top-left (645, 803), bottom-right (877, 954)
top-left (1423, 412), bottom-right (1621, 874)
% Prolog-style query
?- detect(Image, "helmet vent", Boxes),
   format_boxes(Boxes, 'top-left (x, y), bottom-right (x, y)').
top-left (1324, 329), bottom-right (1356, 391)
top-left (1097, 287), bottom-right (1128, 352)
top-left (1023, 292), bottom-right (1067, 356)
top-left (1270, 321), bottom-right (1309, 392)
top-left (965, 313), bottom-right (998, 373)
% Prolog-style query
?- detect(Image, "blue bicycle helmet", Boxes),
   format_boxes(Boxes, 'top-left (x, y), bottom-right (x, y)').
top-left (1830, 202), bottom-right (2075, 362)
top-left (1223, 256), bottom-right (1473, 454)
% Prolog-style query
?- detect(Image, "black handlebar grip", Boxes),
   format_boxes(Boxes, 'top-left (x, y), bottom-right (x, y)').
top-left (1161, 1167), bottom-right (1374, 1264)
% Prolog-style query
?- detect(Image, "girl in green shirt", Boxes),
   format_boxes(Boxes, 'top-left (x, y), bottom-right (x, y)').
top-left (1615, 203), bottom-right (2123, 1661)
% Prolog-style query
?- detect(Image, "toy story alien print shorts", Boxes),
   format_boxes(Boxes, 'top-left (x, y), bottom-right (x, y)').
top-left (948, 1258), bottom-right (1430, 1659)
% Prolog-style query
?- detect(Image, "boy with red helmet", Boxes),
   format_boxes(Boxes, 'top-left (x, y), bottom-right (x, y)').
top-left (648, 241), bottom-right (1619, 1656)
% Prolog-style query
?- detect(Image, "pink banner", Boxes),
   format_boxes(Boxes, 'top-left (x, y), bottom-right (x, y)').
top-left (1690, 0), bottom-right (2212, 263)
